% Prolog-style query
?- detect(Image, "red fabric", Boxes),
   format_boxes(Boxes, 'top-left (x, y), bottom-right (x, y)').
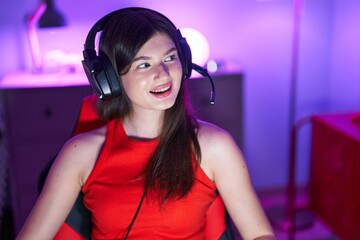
top-left (53, 223), bottom-right (84, 240)
top-left (205, 195), bottom-right (226, 240)
top-left (72, 94), bottom-right (105, 136)
top-left (54, 95), bottom-right (227, 240)
top-left (82, 119), bottom-right (217, 239)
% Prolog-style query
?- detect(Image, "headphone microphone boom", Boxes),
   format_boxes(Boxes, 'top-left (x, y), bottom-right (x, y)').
top-left (192, 63), bottom-right (216, 105)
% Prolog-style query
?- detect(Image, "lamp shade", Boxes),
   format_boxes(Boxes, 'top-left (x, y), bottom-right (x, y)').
top-left (180, 28), bottom-right (210, 66)
top-left (38, 0), bottom-right (67, 28)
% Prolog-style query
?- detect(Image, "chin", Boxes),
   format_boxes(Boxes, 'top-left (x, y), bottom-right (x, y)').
top-left (158, 102), bottom-right (176, 111)
top-left (157, 97), bottom-right (178, 110)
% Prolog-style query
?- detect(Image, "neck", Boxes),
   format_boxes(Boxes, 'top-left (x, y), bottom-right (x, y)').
top-left (122, 110), bottom-right (164, 139)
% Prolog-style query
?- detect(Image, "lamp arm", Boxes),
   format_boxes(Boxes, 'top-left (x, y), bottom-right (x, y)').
top-left (26, 2), bottom-right (47, 72)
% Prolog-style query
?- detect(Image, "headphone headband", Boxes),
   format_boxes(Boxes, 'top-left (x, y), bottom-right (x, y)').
top-left (82, 7), bottom-right (193, 100)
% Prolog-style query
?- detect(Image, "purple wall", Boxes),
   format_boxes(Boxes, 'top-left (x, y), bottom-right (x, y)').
top-left (329, 0), bottom-right (360, 111)
top-left (0, 0), bottom-right (359, 190)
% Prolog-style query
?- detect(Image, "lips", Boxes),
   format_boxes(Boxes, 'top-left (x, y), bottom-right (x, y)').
top-left (150, 85), bottom-right (171, 94)
top-left (149, 82), bottom-right (173, 97)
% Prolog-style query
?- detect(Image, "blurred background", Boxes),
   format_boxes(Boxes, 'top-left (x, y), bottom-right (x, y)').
top-left (0, 0), bottom-right (359, 239)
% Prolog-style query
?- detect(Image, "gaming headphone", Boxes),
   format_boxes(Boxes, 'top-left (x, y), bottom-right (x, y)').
top-left (82, 7), bottom-right (215, 104)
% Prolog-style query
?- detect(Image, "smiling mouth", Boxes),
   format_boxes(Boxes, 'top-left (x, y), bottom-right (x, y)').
top-left (150, 85), bottom-right (172, 94)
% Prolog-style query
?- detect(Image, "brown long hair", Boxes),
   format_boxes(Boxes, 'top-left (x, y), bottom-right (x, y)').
top-left (95, 8), bottom-right (201, 204)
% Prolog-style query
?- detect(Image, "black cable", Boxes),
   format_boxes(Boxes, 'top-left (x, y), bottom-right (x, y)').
top-left (123, 188), bottom-right (148, 239)
top-left (192, 63), bottom-right (216, 105)
top-left (123, 150), bottom-right (164, 239)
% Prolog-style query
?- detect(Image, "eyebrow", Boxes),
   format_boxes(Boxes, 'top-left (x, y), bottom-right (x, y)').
top-left (131, 47), bottom-right (177, 63)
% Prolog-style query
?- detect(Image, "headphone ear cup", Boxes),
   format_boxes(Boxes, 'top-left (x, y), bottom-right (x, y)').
top-left (98, 53), bottom-right (122, 98)
top-left (82, 48), bottom-right (122, 100)
top-left (177, 31), bottom-right (193, 79)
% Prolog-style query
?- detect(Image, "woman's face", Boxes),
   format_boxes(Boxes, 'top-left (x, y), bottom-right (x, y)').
top-left (121, 32), bottom-right (183, 115)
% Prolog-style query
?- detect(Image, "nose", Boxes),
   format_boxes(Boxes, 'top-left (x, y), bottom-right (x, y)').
top-left (154, 63), bottom-right (170, 80)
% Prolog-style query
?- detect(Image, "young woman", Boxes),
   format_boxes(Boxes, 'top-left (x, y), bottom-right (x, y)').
top-left (16, 7), bottom-right (276, 240)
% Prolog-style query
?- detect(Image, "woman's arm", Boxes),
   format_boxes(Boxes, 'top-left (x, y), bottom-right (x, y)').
top-left (16, 129), bottom-right (104, 240)
top-left (198, 122), bottom-right (276, 240)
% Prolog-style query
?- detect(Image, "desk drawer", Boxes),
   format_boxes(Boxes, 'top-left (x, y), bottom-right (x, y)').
top-left (3, 86), bottom-right (92, 140)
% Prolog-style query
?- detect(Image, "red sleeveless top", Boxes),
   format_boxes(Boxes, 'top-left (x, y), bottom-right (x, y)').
top-left (81, 120), bottom-right (216, 240)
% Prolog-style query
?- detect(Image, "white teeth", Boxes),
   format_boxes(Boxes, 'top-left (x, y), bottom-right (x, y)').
top-left (151, 85), bottom-right (170, 93)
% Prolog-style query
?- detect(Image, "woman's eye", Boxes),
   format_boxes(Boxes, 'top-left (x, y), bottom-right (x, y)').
top-left (165, 54), bottom-right (176, 62)
top-left (138, 63), bottom-right (150, 69)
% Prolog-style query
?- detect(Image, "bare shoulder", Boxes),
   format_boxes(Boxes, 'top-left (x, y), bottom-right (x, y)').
top-left (53, 125), bottom-right (107, 186)
top-left (60, 125), bottom-right (106, 159)
top-left (197, 120), bottom-right (245, 181)
top-left (197, 120), bottom-right (275, 239)
top-left (15, 126), bottom-right (107, 239)
top-left (197, 120), bottom-right (239, 153)
top-left (62, 126), bottom-right (106, 153)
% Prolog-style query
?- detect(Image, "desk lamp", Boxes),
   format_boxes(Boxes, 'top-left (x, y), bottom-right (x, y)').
top-left (26, 0), bottom-right (67, 72)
